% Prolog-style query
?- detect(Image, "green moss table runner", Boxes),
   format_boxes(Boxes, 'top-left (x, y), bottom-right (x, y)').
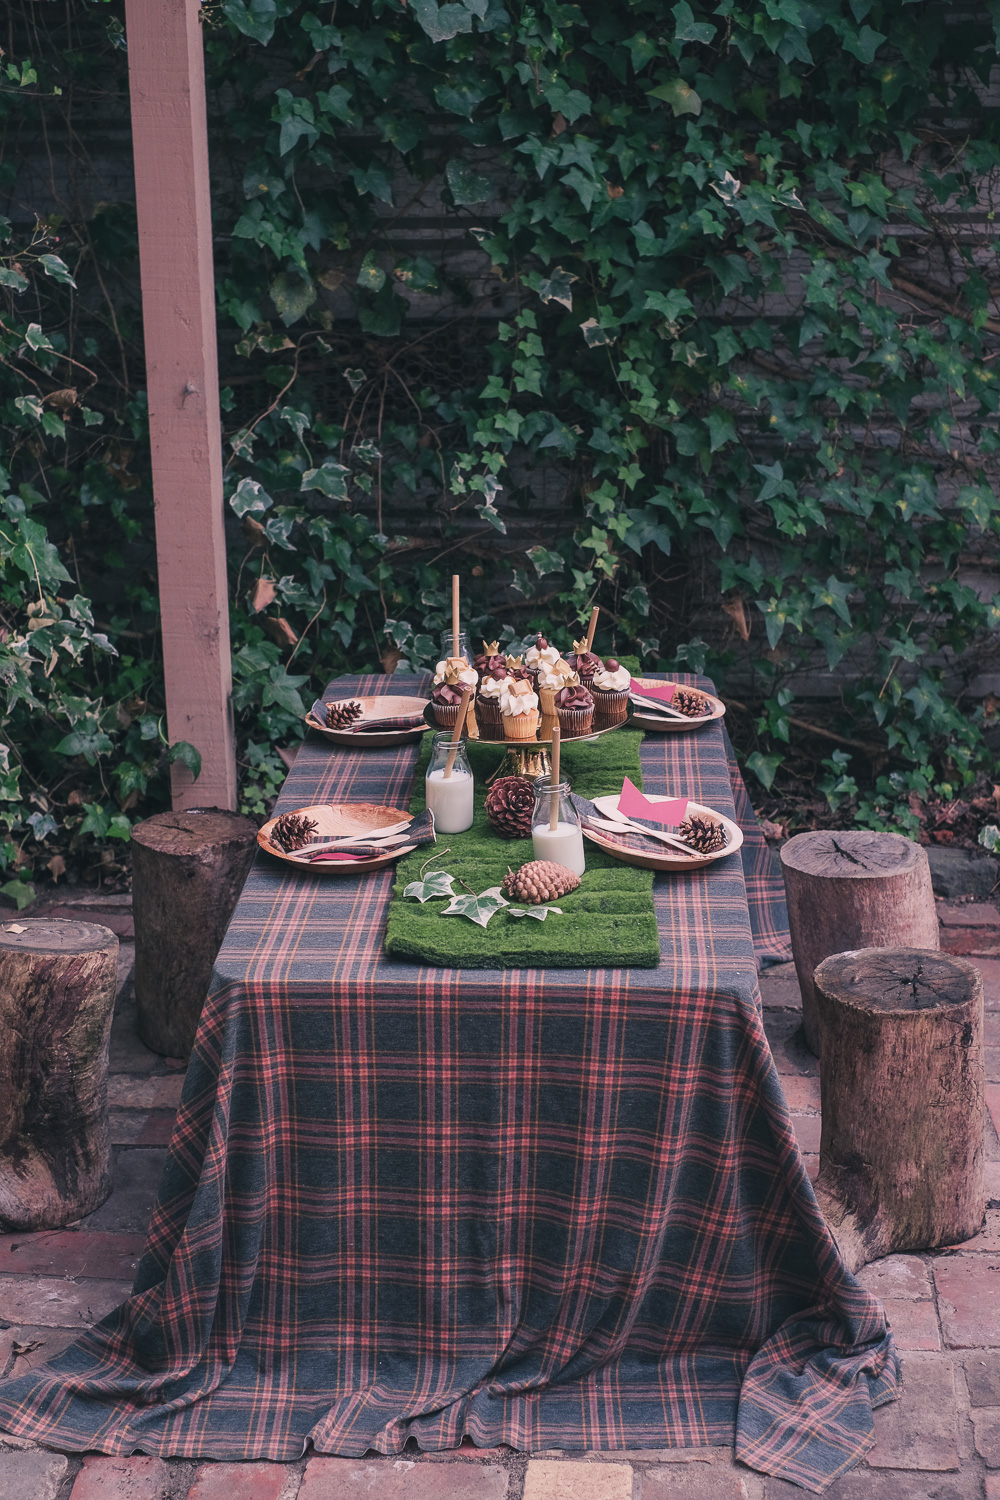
top-left (384, 729), bottom-right (659, 969)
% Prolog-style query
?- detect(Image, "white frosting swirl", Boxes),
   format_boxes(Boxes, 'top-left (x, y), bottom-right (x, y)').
top-left (526, 643), bottom-right (561, 670)
top-left (501, 687), bottom-right (539, 717)
top-left (433, 660), bottom-right (477, 690)
top-left (593, 664), bottom-right (631, 691)
top-left (537, 660), bottom-right (578, 691)
top-left (478, 674), bottom-right (507, 701)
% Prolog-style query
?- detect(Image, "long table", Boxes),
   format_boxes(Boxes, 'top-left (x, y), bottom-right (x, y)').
top-left (0, 674), bottom-right (897, 1492)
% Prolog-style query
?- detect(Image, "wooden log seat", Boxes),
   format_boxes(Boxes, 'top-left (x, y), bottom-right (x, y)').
top-left (0, 918), bottom-right (119, 1230)
top-left (812, 946), bottom-right (985, 1272)
top-left (780, 829), bottom-right (939, 1053)
top-left (131, 808), bottom-right (257, 1060)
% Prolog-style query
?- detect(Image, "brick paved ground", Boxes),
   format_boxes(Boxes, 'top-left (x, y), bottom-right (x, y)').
top-left (3, 893), bottom-right (1000, 1498)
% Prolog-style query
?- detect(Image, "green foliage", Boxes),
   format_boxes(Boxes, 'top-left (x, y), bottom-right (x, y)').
top-left (0, 39), bottom-right (196, 902)
top-left (204, 0), bottom-right (1000, 809)
top-left (2, 0), bottom-right (999, 889)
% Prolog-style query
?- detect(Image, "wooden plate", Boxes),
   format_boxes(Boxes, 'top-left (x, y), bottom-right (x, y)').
top-left (422, 699), bottom-right (634, 746)
top-left (259, 801), bottom-right (416, 874)
top-left (629, 680), bottom-right (726, 733)
top-left (305, 695), bottom-right (431, 748)
top-left (583, 794), bottom-right (743, 872)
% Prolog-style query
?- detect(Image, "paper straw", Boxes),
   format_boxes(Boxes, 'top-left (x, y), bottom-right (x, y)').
top-left (451, 573), bottom-right (460, 655)
top-left (549, 726), bottom-right (560, 831)
top-left (584, 605), bottom-right (599, 651)
top-left (444, 686), bottom-right (471, 778)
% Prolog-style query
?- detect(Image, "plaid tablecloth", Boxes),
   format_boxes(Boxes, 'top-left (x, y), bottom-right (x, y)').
top-left (0, 674), bottom-right (897, 1492)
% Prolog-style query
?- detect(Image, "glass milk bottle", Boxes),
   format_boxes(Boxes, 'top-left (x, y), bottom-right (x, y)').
top-left (531, 776), bottom-right (586, 876)
top-left (425, 732), bottom-right (475, 834)
top-left (440, 628), bottom-right (469, 664)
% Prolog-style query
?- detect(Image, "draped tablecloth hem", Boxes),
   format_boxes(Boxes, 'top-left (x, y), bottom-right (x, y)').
top-left (0, 1340), bottom-right (890, 1491)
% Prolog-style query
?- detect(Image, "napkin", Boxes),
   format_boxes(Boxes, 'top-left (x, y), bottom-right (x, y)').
top-left (570, 793), bottom-right (698, 859)
top-left (353, 714), bottom-right (426, 732)
top-left (617, 777), bottom-right (688, 825)
top-left (630, 681), bottom-right (676, 704)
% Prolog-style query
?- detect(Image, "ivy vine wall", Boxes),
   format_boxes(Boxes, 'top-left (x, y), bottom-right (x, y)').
top-left (1, 0), bottom-right (999, 899)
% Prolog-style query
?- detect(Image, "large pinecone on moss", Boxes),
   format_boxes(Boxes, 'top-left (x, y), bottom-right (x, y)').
top-left (485, 775), bottom-right (535, 839)
top-left (501, 860), bottom-right (581, 903)
top-left (679, 814), bottom-right (729, 854)
top-left (673, 688), bottom-right (712, 718)
top-left (325, 699), bottom-right (363, 729)
top-left (273, 811), bottom-right (318, 851)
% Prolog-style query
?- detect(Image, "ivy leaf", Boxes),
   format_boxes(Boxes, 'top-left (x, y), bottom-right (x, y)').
top-left (537, 266), bottom-right (577, 310)
top-left (0, 267), bottom-right (28, 291)
top-left (1, 879), bottom-right (36, 911)
top-left (747, 751), bottom-right (782, 791)
top-left (647, 78), bottom-right (702, 116)
top-left (410, 0), bottom-right (477, 43)
top-left (672, 2), bottom-right (715, 45)
top-left (507, 905), bottom-right (563, 921)
top-left (37, 253), bottom-right (76, 287)
top-left (434, 81), bottom-right (490, 119)
top-left (301, 462), bottom-right (350, 500)
top-left (842, 25), bottom-right (887, 64)
top-left (230, 478), bottom-right (274, 518)
top-left (526, 545), bottom-right (564, 576)
top-left (222, 0), bottom-right (277, 45)
top-left (169, 741), bottom-right (203, 780)
top-left (441, 886), bottom-right (510, 928)
top-left (580, 318), bottom-right (615, 347)
top-left (269, 272), bottom-right (316, 326)
top-left (403, 870), bottom-right (457, 902)
top-left (446, 159), bottom-right (492, 206)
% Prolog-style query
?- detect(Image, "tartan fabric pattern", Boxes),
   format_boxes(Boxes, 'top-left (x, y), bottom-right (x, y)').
top-left (0, 674), bottom-right (895, 1492)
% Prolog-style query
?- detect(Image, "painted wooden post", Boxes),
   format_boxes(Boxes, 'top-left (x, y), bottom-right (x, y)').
top-left (124, 0), bottom-right (237, 810)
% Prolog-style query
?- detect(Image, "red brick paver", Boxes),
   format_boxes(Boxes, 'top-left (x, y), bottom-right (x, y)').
top-left (637, 1466), bottom-right (748, 1497)
top-left (187, 1460), bottom-right (293, 1499)
top-left (522, 1461), bottom-right (633, 1500)
top-left (70, 1455), bottom-right (179, 1500)
top-left (866, 1354), bottom-right (959, 1471)
top-left (0, 1230), bottom-right (147, 1280)
top-left (935, 1257), bottom-right (1000, 1346)
top-left (299, 1457), bottom-right (509, 1498)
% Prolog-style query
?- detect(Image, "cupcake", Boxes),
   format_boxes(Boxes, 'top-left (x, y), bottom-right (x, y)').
top-left (475, 665), bottom-right (508, 737)
top-left (434, 655), bottom-right (477, 691)
top-left (473, 639), bottom-right (506, 676)
top-left (565, 637), bottom-right (602, 687)
top-left (431, 659), bottom-right (478, 728)
top-left (536, 658), bottom-right (578, 715)
top-left (525, 634), bottom-right (561, 685)
top-left (501, 679), bottom-right (540, 740)
top-left (591, 658), bottom-right (631, 724)
top-left (555, 682), bottom-right (594, 738)
top-left (504, 653), bottom-right (532, 683)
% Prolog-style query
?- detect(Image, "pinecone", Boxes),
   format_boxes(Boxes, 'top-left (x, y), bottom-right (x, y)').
top-left (325, 699), bottom-right (363, 730)
top-left (485, 776), bottom-right (535, 839)
top-left (673, 688), bottom-right (712, 718)
top-left (272, 811), bottom-right (318, 852)
top-left (501, 860), bottom-right (581, 903)
top-left (679, 814), bottom-right (729, 854)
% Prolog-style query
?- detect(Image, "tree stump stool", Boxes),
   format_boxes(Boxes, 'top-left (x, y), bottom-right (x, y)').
top-left (0, 918), bottom-right (118, 1230)
top-left (131, 808), bottom-right (257, 1060)
top-left (812, 947), bottom-right (984, 1272)
top-left (780, 829), bottom-right (939, 1053)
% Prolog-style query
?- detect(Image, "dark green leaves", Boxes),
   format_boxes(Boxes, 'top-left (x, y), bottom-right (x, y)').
top-left (445, 159), bottom-right (492, 205)
top-left (222, 0), bottom-right (277, 46)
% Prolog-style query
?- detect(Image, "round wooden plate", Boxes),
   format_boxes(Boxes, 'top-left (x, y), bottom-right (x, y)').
top-left (583, 794), bottom-right (743, 872)
top-left (629, 680), bottom-right (726, 733)
top-left (305, 696), bottom-right (431, 748)
top-left (259, 801), bottom-right (416, 874)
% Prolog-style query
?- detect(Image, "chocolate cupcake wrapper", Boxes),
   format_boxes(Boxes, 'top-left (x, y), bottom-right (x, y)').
top-left (557, 708), bottom-right (594, 738)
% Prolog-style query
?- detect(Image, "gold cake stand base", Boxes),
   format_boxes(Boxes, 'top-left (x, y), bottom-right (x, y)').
top-left (488, 745), bottom-right (553, 782)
